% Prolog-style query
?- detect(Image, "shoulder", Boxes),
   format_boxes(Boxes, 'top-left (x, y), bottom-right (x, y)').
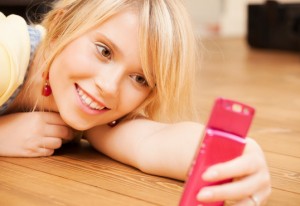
top-left (0, 12), bottom-right (31, 106)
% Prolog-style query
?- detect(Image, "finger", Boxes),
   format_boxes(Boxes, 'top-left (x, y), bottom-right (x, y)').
top-left (197, 172), bottom-right (265, 202)
top-left (244, 138), bottom-right (264, 155)
top-left (43, 112), bottom-right (69, 126)
top-left (23, 137), bottom-right (57, 157)
top-left (37, 147), bottom-right (55, 157)
top-left (233, 197), bottom-right (256, 206)
top-left (233, 186), bottom-right (271, 206)
top-left (247, 186), bottom-right (272, 206)
top-left (44, 124), bottom-right (73, 141)
top-left (202, 152), bottom-right (264, 182)
top-left (40, 137), bottom-right (63, 150)
top-left (22, 147), bottom-right (55, 157)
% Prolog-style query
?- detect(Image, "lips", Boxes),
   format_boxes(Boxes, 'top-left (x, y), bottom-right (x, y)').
top-left (75, 84), bottom-right (109, 111)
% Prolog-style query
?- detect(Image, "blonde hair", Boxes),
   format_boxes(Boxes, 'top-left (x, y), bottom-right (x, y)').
top-left (37, 0), bottom-right (200, 123)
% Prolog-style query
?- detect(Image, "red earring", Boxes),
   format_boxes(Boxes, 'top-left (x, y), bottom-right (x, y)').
top-left (42, 72), bottom-right (52, 96)
top-left (107, 120), bottom-right (117, 127)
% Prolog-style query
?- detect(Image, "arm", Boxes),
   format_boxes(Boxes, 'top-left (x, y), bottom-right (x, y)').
top-left (85, 119), bottom-right (203, 180)
top-left (85, 119), bottom-right (271, 204)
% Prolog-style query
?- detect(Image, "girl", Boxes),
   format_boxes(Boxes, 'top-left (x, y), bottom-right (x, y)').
top-left (0, 0), bottom-right (270, 205)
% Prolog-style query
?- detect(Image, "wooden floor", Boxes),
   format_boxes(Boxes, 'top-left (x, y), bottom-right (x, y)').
top-left (1, 38), bottom-right (300, 205)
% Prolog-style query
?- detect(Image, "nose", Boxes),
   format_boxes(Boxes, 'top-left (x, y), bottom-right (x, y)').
top-left (94, 65), bottom-right (123, 98)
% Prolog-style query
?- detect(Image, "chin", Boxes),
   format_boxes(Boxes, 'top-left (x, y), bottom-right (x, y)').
top-left (63, 117), bottom-right (94, 131)
top-left (70, 124), bottom-right (90, 131)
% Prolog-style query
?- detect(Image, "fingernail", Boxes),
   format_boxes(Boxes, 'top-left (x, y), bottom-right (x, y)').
top-left (197, 190), bottom-right (213, 200)
top-left (203, 170), bottom-right (218, 180)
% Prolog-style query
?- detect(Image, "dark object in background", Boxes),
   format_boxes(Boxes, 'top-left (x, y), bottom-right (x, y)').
top-left (247, 0), bottom-right (300, 52)
top-left (0, 0), bottom-right (53, 23)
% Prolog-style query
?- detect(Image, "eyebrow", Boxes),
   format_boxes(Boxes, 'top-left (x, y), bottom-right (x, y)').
top-left (95, 31), bottom-right (122, 56)
top-left (95, 31), bottom-right (144, 74)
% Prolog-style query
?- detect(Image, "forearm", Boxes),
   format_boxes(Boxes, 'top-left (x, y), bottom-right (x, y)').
top-left (136, 121), bottom-right (204, 180)
top-left (85, 120), bottom-right (204, 181)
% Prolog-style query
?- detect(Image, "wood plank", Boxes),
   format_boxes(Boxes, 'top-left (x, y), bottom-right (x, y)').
top-left (262, 152), bottom-right (300, 194)
top-left (269, 166), bottom-right (300, 194)
top-left (226, 188), bottom-right (300, 206)
top-left (265, 188), bottom-right (300, 206)
top-left (0, 141), bottom-right (183, 206)
top-left (253, 133), bottom-right (300, 157)
top-left (0, 161), bottom-right (155, 206)
top-left (265, 152), bottom-right (300, 172)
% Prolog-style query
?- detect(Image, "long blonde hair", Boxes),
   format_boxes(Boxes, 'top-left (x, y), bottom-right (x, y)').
top-left (37, 0), bottom-right (200, 123)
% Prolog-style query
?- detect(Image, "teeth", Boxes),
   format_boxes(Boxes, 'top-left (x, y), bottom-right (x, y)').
top-left (85, 97), bottom-right (93, 105)
top-left (77, 87), bottom-right (105, 110)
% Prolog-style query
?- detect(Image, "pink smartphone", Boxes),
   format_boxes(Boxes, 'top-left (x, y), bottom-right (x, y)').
top-left (179, 98), bottom-right (255, 206)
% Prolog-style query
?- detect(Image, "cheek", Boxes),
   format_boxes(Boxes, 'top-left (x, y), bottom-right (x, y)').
top-left (50, 40), bottom-right (97, 79)
top-left (119, 89), bottom-right (150, 112)
top-left (50, 54), bottom-right (95, 86)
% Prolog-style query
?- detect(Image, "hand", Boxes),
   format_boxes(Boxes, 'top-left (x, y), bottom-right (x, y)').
top-left (196, 138), bottom-right (271, 206)
top-left (0, 112), bottom-right (74, 157)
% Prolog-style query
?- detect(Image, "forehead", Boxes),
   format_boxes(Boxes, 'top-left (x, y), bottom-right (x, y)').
top-left (92, 9), bottom-right (139, 40)
top-left (91, 9), bottom-right (141, 64)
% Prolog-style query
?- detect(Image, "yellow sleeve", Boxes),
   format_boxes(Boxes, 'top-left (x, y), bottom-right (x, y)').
top-left (0, 12), bottom-right (30, 106)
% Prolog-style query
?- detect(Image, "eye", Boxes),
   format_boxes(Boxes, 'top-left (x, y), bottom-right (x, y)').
top-left (130, 74), bottom-right (148, 87)
top-left (95, 43), bottom-right (111, 59)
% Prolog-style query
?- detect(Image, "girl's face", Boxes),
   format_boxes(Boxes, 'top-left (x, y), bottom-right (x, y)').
top-left (48, 9), bottom-right (151, 130)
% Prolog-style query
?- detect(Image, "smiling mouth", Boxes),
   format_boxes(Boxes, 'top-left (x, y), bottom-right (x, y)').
top-left (75, 84), bottom-right (109, 111)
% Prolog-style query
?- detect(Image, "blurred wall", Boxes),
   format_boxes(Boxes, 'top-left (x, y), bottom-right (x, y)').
top-left (186, 0), bottom-right (300, 37)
